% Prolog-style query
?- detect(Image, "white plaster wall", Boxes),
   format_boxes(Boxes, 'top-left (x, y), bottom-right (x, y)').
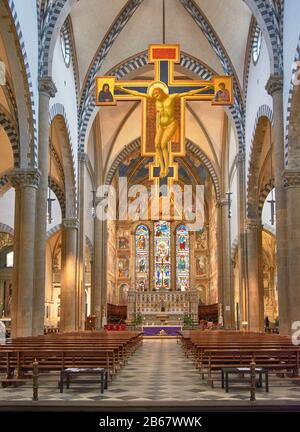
top-left (51, 36), bottom-right (78, 180)
top-left (228, 124), bottom-right (237, 172)
top-left (245, 37), bottom-right (272, 170)
top-left (84, 168), bottom-right (94, 246)
top-left (230, 168), bottom-right (238, 246)
top-left (262, 189), bottom-right (276, 231)
top-left (13, 0), bottom-right (39, 132)
top-left (46, 189), bottom-right (62, 232)
top-left (0, 188), bottom-right (15, 229)
top-left (283, 0), bottom-right (300, 129)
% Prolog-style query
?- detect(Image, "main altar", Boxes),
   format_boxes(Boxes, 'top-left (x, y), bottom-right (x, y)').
top-left (127, 289), bottom-right (199, 325)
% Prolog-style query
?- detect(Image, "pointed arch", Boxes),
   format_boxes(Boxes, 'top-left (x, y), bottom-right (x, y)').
top-left (247, 105), bottom-right (273, 218)
top-left (104, 137), bottom-right (221, 201)
top-left (49, 103), bottom-right (77, 218)
top-left (4, 0), bottom-right (38, 166)
top-left (0, 111), bottom-right (19, 167)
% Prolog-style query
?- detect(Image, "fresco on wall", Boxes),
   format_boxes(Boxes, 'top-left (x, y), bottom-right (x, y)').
top-left (118, 236), bottom-right (129, 249)
top-left (195, 228), bottom-right (208, 251)
top-left (196, 255), bottom-right (208, 277)
top-left (118, 257), bottom-right (129, 278)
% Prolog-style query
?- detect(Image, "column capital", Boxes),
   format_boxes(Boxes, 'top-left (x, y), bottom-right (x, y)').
top-left (283, 169), bottom-right (300, 188)
top-left (245, 218), bottom-right (261, 232)
top-left (78, 151), bottom-right (89, 165)
top-left (265, 74), bottom-right (283, 96)
top-left (216, 198), bottom-right (229, 208)
top-left (62, 218), bottom-right (79, 230)
top-left (8, 168), bottom-right (41, 189)
top-left (38, 76), bottom-right (57, 98)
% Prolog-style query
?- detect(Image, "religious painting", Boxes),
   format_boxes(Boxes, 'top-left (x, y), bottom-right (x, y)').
top-left (212, 76), bottom-right (233, 105)
top-left (176, 225), bottom-right (189, 291)
top-left (135, 225), bottom-right (149, 291)
top-left (104, 44), bottom-right (233, 187)
top-left (154, 221), bottom-right (171, 290)
top-left (118, 257), bottom-right (129, 278)
top-left (118, 236), bottom-right (129, 249)
top-left (196, 228), bottom-right (208, 251)
top-left (196, 255), bottom-right (208, 278)
top-left (95, 76), bottom-right (116, 106)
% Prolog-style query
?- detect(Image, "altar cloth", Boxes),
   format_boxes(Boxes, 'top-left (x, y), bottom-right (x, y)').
top-left (142, 325), bottom-right (181, 336)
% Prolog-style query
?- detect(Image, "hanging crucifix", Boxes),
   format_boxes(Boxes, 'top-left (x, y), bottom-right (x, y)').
top-left (96, 44), bottom-right (233, 188)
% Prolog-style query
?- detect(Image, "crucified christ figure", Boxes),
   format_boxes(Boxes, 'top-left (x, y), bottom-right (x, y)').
top-left (115, 83), bottom-right (213, 178)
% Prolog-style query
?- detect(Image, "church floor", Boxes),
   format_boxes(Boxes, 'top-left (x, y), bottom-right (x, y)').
top-left (0, 339), bottom-right (300, 409)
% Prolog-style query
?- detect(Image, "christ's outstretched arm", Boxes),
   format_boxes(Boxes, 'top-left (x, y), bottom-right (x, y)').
top-left (115, 84), bottom-right (151, 98)
top-left (172, 84), bottom-right (214, 98)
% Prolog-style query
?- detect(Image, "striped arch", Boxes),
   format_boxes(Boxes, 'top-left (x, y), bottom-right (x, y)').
top-left (247, 105), bottom-right (273, 218)
top-left (105, 138), bottom-right (141, 185)
top-left (47, 224), bottom-right (62, 240)
top-left (48, 177), bottom-right (66, 218)
top-left (258, 180), bottom-right (275, 218)
top-left (0, 111), bottom-right (19, 167)
top-left (178, 0), bottom-right (245, 150)
top-left (243, 17), bottom-right (258, 105)
top-left (110, 51), bottom-right (214, 81)
top-left (6, 0), bottom-right (38, 165)
top-left (186, 140), bottom-right (220, 201)
top-left (39, 0), bottom-right (78, 77)
top-left (248, 104), bottom-right (273, 166)
top-left (49, 103), bottom-right (77, 217)
top-left (78, 51), bottom-right (243, 153)
top-left (78, 0), bottom-right (144, 116)
top-left (104, 137), bottom-right (221, 201)
top-left (284, 36), bottom-right (300, 168)
top-left (243, 0), bottom-right (283, 75)
top-left (0, 223), bottom-right (14, 236)
top-left (39, 0), bottom-right (142, 78)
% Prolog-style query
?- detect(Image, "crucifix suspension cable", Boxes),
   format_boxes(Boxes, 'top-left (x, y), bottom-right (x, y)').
top-left (162, 0), bottom-right (166, 44)
top-left (267, 121), bottom-right (276, 225)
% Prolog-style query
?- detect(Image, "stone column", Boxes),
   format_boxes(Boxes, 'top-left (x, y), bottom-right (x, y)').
top-left (77, 152), bottom-right (88, 330)
top-left (283, 170), bottom-right (300, 330)
top-left (217, 198), bottom-right (234, 328)
top-left (33, 77), bottom-right (57, 335)
top-left (266, 75), bottom-right (289, 334)
top-left (60, 218), bottom-right (78, 332)
top-left (93, 217), bottom-right (106, 329)
top-left (246, 219), bottom-right (264, 332)
top-left (236, 152), bottom-right (248, 325)
top-left (9, 169), bottom-right (40, 337)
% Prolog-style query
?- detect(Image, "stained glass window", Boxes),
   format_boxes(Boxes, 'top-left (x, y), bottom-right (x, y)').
top-left (135, 225), bottom-right (149, 291)
top-left (176, 225), bottom-right (189, 291)
top-left (154, 221), bottom-right (171, 290)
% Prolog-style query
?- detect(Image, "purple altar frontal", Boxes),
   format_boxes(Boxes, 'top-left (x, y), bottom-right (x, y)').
top-left (142, 326), bottom-right (182, 337)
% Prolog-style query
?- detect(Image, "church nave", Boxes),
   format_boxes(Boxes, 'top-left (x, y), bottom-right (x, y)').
top-left (0, 339), bottom-right (300, 406)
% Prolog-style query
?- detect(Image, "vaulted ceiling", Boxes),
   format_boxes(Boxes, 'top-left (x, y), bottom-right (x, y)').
top-left (70, 0), bottom-right (252, 91)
